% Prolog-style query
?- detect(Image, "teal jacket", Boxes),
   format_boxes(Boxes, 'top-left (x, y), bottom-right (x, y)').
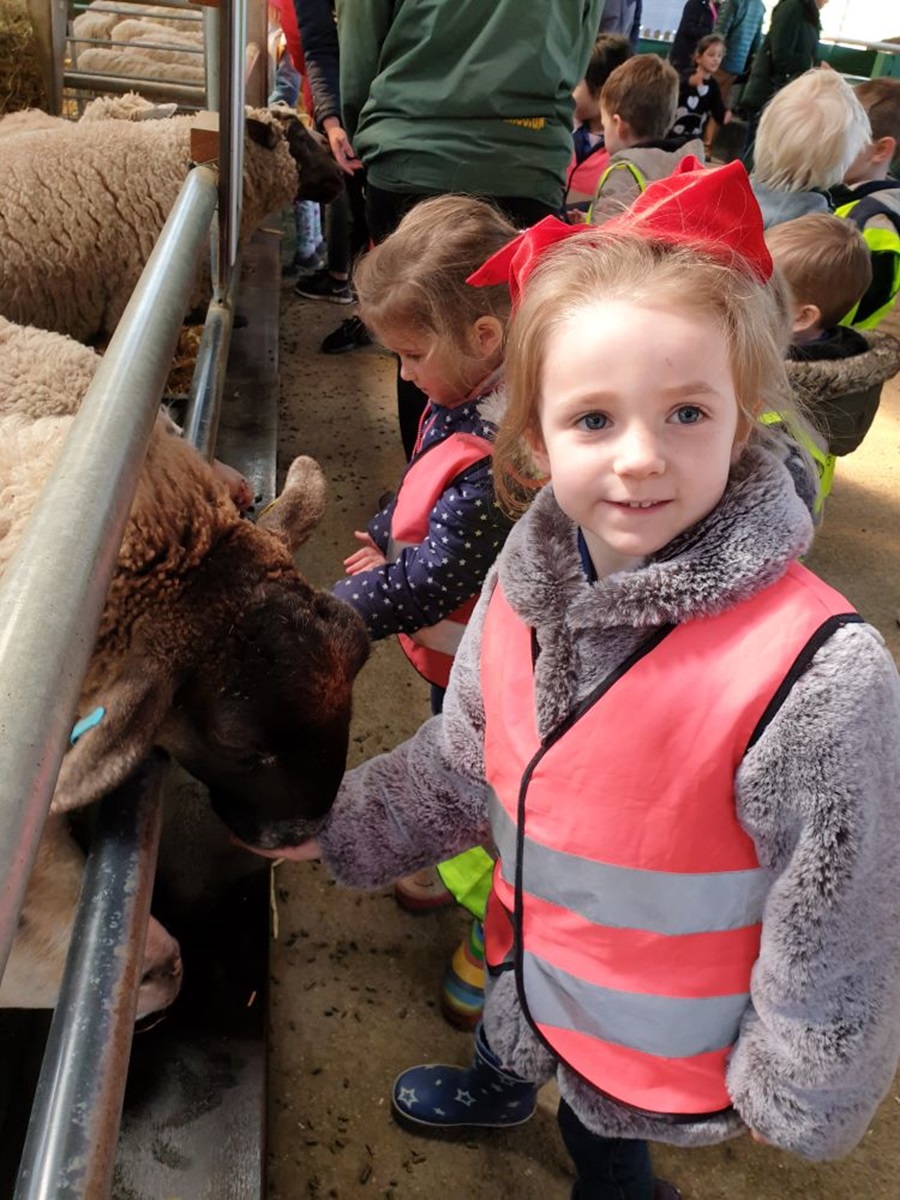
top-left (336, 0), bottom-right (603, 210)
top-left (713, 0), bottom-right (765, 77)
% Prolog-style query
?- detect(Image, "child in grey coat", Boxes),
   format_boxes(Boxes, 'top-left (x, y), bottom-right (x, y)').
top-left (251, 162), bottom-right (900, 1200)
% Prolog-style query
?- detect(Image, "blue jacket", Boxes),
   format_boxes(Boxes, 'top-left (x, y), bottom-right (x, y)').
top-left (332, 386), bottom-right (513, 640)
top-left (713, 0), bottom-right (765, 76)
top-left (599, 0), bottom-right (642, 46)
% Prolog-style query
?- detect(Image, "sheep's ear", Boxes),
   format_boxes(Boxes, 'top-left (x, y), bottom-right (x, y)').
top-left (133, 103), bottom-right (178, 121)
top-left (256, 455), bottom-right (327, 553)
top-left (245, 116), bottom-right (279, 149)
top-left (52, 659), bottom-right (175, 814)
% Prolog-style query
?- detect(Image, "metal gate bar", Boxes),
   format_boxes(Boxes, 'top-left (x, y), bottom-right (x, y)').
top-left (14, 757), bottom-right (168, 1200)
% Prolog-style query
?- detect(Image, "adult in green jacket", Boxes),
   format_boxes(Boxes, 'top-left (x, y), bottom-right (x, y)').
top-left (741, 0), bottom-right (826, 115)
top-left (336, 0), bottom-right (602, 457)
top-left (337, 0), bottom-right (601, 218)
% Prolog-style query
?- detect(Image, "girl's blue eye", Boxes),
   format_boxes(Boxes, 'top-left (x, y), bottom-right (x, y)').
top-left (580, 412), bottom-right (608, 431)
top-left (674, 405), bottom-right (704, 425)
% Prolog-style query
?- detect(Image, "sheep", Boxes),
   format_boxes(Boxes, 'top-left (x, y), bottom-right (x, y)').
top-left (73, 16), bottom-right (204, 79)
top-left (0, 316), bottom-right (371, 1013)
top-left (77, 90), bottom-right (177, 121)
top-left (0, 93), bottom-right (175, 140)
top-left (76, 45), bottom-right (206, 84)
top-left (0, 106), bottom-right (343, 341)
top-left (0, 107), bottom-right (65, 137)
top-left (71, 1), bottom-right (200, 43)
top-left (109, 17), bottom-right (204, 54)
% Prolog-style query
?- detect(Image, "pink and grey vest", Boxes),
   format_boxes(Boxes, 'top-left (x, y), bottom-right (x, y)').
top-left (388, 431), bottom-right (493, 688)
top-left (481, 561), bottom-right (858, 1115)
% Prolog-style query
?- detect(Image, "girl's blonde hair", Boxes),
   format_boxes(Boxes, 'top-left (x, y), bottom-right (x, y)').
top-left (494, 233), bottom-right (796, 516)
top-left (352, 195), bottom-right (516, 357)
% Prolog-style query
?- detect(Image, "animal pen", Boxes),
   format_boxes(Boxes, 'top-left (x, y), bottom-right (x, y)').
top-left (0, 0), bottom-right (282, 1195)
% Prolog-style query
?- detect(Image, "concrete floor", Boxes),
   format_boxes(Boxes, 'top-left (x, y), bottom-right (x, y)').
top-left (266, 289), bottom-right (900, 1200)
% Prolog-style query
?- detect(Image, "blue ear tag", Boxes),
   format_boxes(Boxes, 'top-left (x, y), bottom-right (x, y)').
top-left (70, 706), bottom-right (106, 746)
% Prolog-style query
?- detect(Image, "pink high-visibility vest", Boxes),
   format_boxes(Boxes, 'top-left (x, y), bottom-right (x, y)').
top-left (389, 431), bottom-right (493, 688)
top-left (565, 146), bottom-right (611, 208)
top-left (481, 561), bottom-right (858, 1115)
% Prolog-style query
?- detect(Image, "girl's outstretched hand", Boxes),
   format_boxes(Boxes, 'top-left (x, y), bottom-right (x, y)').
top-left (344, 530), bottom-right (388, 574)
top-left (232, 836), bottom-right (322, 862)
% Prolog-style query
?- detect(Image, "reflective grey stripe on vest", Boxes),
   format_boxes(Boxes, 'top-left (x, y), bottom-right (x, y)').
top-left (408, 619), bottom-right (467, 656)
top-left (388, 537), bottom-right (468, 655)
top-left (489, 789), bottom-right (769, 936)
top-left (523, 952), bottom-right (749, 1058)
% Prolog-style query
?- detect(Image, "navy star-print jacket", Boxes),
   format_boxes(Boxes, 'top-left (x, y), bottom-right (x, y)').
top-left (332, 388), bottom-right (513, 640)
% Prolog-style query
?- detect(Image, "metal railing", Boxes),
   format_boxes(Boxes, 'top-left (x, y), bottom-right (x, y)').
top-left (14, 757), bottom-right (168, 1200)
top-left (0, 3), bottom-right (254, 1193)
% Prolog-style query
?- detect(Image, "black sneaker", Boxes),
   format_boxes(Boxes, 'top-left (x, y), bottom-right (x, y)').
top-left (294, 269), bottom-right (353, 304)
top-left (321, 316), bottom-right (372, 354)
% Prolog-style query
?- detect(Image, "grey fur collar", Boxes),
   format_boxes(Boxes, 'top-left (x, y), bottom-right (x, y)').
top-left (499, 442), bottom-right (814, 631)
top-left (787, 330), bottom-right (900, 402)
top-left (476, 383), bottom-right (507, 431)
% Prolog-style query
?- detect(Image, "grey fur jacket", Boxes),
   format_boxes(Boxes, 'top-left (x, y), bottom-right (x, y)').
top-left (319, 441), bottom-right (900, 1161)
top-left (788, 329), bottom-right (900, 405)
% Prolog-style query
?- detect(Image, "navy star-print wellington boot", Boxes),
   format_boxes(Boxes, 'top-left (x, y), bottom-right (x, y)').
top-left (391, 1022), bottom-right (537, 1134)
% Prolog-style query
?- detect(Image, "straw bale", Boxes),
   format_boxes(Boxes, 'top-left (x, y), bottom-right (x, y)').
top-left (0, 0), bottom-right (48, 115)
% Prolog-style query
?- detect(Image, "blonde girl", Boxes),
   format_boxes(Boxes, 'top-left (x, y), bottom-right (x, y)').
top-left (253, 163), bottom-right (900, 1199)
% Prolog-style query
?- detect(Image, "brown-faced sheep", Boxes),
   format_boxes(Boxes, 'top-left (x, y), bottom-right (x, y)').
top-left (0, 106), bottom-right (342, 341)
top-left (0, 316), bottom-right (370, 1013)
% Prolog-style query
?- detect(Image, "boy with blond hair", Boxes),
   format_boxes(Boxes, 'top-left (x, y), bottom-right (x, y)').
top-left (588, 53), bottom-right (705, 224)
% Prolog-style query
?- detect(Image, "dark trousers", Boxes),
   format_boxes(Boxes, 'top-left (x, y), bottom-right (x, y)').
top-left (558, 1098), bottom-right (655, 1200)
top-left (324, 169), bottom-right (369, 277)
top-left (365, 183), bottom-right (560, 459)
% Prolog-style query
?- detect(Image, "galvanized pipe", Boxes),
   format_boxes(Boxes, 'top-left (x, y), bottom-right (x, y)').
top-left (218, 0), bottom-right (247, 287)
top-left (181, 260), bottom-right (241, 461)
top-left (63, 69), bottom-right (206, 105)
top-left (71, 0), bottom-right (201, 12)
top-left (819, 36), bottom-right (900, 54)
top-left (202, 5), bottom-right (218, 110)
top-left (13, 755), bottom-right (169, 1200)
top-left (89, 36), bottom-right (204, 54)
top-left (0, 164), bottom-right (218, 987)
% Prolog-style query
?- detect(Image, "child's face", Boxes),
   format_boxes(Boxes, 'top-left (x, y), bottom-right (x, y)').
top-left (600, 105), bottom-right (628, 156)
top-left (573, 80), bottom-right (601, 127)
top-left (844, 137), bottom-right (887, 186)
top-left (697, 43), bottom-right (724, 74)
top-left (375, 323), bottom-right (498, 407)
top-left (532, 300), bottom-right (741, 576)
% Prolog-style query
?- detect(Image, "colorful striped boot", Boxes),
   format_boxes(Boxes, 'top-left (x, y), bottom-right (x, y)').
top-left (440, 918), bottom-right (485, 1030)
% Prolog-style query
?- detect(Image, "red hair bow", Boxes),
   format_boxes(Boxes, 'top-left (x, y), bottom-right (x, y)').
top-left (467, 158), bottom-right (772, 303)
top-left (466, 213), bottom-right (586, 306)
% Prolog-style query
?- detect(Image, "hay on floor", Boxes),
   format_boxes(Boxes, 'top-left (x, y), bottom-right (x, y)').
top-left (0, 0), bottom-right (49, 115)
